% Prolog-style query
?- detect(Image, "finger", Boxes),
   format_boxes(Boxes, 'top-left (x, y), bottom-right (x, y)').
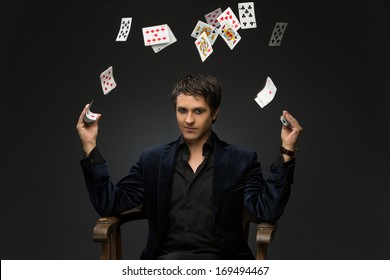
top-left (283, 110), bottom-right (301, 129)
top-left (78, 104), bottom-right (89, 124)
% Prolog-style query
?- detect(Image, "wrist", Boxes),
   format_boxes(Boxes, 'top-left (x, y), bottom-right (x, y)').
top-left (83, 142), bottom-right (96, 157)
top-left (280, 146), bottom-right (297, 158)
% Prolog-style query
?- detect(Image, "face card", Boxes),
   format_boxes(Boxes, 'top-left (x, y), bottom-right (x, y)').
top-left (191, 20), bottom-right (218, 45)
top-left (151, 25), bottom-right (177, 53)
top-left (254, 77), bottom-right (277, 108)
top-left (195, 31), bottom-right (213, 62)
top-left (238, 2), bottom-right (257, 29)
top-left (83, 100), bottom-right (98, 123)
top-left (142, 24), bottom-right (170, 46)
top-left (269, 22), bottom-right (288, 46)
top-left (115, 17), bottom-right (132, 41)
top-left (218, 22), bottom-right (241, 50)
top-left (205, 7), bottom-right (222, 28)
top-left (218, 7), bottom-right (241, 30)
top-left (100, 66), bottom-right (117, 95)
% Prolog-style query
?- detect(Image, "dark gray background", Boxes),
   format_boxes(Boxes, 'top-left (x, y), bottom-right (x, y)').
top-left (1, 0), bottom-right (389, 259)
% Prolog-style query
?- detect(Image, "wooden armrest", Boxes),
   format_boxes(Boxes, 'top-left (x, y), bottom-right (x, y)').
top-left (257, 223), bottom-right (275, 244)
top-left (256, 222), bottom-right (276, 260)
top-left (92, 205), bottom-right (146, 259)
top-left (93, 216), bottom-right (121, 242)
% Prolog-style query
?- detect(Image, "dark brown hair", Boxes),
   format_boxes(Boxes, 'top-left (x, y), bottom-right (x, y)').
top-left (171, 73), bottom-right (222, 114)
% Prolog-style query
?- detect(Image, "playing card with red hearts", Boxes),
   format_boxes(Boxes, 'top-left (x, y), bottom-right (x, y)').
top-left (218, 7), bottom-right (241, 30)
top-left (204, 7), bottom-right (222, 28)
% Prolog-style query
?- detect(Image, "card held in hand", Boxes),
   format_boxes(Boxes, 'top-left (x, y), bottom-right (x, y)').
top-left (142, 24), bottom-right (170, 46)
top-left (195, 31), bottom-right (213, 62)
top-left (100, 66), bottom-right (117, 95)
top-left (83, 100), bottom-right (98, 123)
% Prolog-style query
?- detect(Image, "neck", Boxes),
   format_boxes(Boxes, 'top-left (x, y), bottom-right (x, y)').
top-left (186, 130), bottom-right (212, 152)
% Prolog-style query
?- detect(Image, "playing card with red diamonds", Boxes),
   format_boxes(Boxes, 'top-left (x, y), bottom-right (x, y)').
top-left (100, 66), bottom-right (117, 95)
top-left (83, 100), bottom-right (98, 123)
top-left (204, 7), bottom-right (222, 28)
top-left (142, 24), bottom-right (170, 46)
top-left (218, 7), bottom-right (241, 30)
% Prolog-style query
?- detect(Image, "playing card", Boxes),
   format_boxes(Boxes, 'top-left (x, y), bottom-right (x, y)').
top-left (83, 100), bottom-right (98, 123)
top-left (280, 115), bottom-right (291, 127)
top-left (100, 66), bottom-right (117, 95)
top-left (142, 24), bottom-right (170, 46)
top-left (269, 22), bottom-right (288, 46)
top-left (195, 31), bottom-right (213, 62)
top-left (151, 25), bottom-right (177, 53)
top-left (191, 20), bottom-right (218, 45)
top-left (218, 7), bottom-right (241, 30)
top-left (204, 7), bottom-right (222, 28)
top-left (254, 77), bottom-right (277, 108)
top-left (218, 21), bottom-right (241, 50)
top-left (115, 17), bottom-right (132, 41)
top-left (238, 2), bottom-right (257, 29)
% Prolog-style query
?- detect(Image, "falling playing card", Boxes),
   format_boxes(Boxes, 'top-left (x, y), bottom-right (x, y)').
top-left (151, 25), bottom-right (177, 53)
top-left (195, 31), bottom-right (213, 62)
top-left (115, 17), bottom-right (132, 41)
top-left (83, 100), bottom-right (98, 123)
top-left (254, 77), bottom-right (277, 108)
top-left (100, 66), bottom-right (117, 95)
top-left (191, 20), bottom-right (218, 45)
top-left (218, 21), bottom-right (241, 50)
top-left (142, 24), bottom-right (170, 46)
top-left (205, 7), bottom-right (223, 28)
top-left (269, 22), bottom-right (288, 46)
top-left (218, 7), bottom-right (241, 30)
top-left (238, 2), bottom-right (257, 29)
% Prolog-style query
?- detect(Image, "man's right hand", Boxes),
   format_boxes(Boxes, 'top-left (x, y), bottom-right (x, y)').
top-left (76, 104), bottom-right (101, 156)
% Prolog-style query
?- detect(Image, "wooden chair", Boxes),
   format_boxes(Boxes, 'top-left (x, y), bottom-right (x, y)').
top-left (93, 205), bottom-right (276, 260)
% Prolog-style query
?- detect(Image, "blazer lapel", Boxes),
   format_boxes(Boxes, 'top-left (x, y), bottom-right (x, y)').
top-left (212, 136), bottom-right (231, 218)
top-left (156, 139), bottom-right (179, 230)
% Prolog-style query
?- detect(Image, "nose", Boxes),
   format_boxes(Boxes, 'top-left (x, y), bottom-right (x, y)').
top-left (185, 112), bottom-right (195, 124)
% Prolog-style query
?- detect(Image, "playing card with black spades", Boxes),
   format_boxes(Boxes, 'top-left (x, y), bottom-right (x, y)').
top-left (269, 22), bottom-right (288, 46)
top-left (115, 17), bottom-right (132, 41)
top-left (191, 20), bottom-right (218, 45)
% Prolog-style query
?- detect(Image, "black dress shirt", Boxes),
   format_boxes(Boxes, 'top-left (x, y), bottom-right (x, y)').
top-left (161, 135), bottom-right (220, 255)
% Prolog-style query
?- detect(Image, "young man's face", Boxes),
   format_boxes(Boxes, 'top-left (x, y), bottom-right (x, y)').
top-left (175, 93), bottom-right (218, 145)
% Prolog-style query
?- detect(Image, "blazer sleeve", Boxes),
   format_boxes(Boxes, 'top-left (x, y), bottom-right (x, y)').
top-left (244, 151), bottom-right (295, 223)
top-left (80, 147), bottom-right (145, 217)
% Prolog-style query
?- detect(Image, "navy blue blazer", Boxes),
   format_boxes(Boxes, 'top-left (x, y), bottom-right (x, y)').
top-left (81, 133), bottom-right (295, 259)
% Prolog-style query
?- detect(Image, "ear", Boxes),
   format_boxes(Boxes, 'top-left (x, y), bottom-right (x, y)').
top-left (212, 106), bottom-right (221, 122)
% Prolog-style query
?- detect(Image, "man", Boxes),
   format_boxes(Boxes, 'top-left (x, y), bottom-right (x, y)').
top-left (77, 73), bottom-right (303, 260)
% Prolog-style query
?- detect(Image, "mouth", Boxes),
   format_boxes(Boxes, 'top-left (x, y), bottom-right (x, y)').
top-left (184, 126), bottom-right (197, 132)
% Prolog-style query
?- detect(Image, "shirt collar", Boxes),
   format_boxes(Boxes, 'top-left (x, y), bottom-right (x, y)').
top-left (179, 131), bottom-right (215, 156)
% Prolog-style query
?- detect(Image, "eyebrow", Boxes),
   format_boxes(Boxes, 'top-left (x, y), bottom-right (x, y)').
top-left (177, 106), bottom-right (207, 111)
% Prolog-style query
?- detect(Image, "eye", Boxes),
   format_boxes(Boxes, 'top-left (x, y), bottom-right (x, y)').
top-left (177, 108), bottom-right (187, 114)
top-left (194, 109), bottom-right (205, 114)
